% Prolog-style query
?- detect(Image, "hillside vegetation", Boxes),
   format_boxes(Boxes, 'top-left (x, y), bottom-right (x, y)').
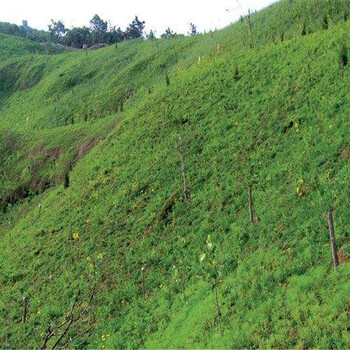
top-left (2, 0), bottom-right (350, 348)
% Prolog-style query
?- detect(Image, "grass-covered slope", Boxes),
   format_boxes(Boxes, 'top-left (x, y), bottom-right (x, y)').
top-left (0, 33), bottom-right (67, 60)
top-left (2, 0), bottom-right (350, 348)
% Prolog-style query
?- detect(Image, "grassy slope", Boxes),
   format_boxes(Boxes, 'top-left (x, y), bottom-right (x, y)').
top-left (2, 0), bottom-right (350, 348)
top-left (0, 33), bottom-right (67, 60)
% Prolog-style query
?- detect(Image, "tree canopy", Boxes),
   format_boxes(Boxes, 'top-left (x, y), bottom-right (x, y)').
top-left (0, 14), bottom-right (199, 48)
top-left (125, 16), bottom-right (146, 39)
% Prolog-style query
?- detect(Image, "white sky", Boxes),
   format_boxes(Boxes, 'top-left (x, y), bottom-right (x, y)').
top-left (1, 0), bottom-right (277, 36)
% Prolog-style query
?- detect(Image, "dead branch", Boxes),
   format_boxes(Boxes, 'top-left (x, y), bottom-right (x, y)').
top-left (62, 327), bottom-right (93, 349)
top-left (51, 316), bottom-right (74, 350)
top-left (41, 324), bottom-right (54, 350)
top-left (41, 283), bottom-right (97, 350)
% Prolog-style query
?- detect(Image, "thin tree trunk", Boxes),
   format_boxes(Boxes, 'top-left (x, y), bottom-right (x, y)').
top-left (141, 267), bottom-right (146, 300)
top-left (213, 285), bottom-right (222, 337)
top-left (247, 9), bottom-right (254, 48)
top-left (328, 209), bottom-right (339, 269)
top-left (179, 151), bottom-right (188, 201)
top-left (248, 185), bottom-right (254, 224)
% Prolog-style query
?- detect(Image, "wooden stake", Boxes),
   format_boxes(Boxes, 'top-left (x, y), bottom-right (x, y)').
top-left (22, 296), bottom-right (27, 324)
top-left (248, 185), bottom-right (254, 224)
top-left (328, 209), bottom-right (339, 269)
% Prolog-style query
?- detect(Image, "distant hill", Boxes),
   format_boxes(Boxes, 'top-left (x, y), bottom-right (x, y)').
top-left (1, 0), bottom-right (350, 348)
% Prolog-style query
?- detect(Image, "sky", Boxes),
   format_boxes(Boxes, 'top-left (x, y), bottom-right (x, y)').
top-left (1, 0), bottom-right (277, 36)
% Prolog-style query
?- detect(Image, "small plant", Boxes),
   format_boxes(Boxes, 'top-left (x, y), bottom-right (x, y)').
top-left (301, 21), bottom-right (307, 36)
top-left (64, 172), bottom-right (70, 189)
top-left (234, 66), bottom-right (241, 82)
top-left (322, 14), bottom-right (329, 30)
top-left (341, 43), bottom-right (348, 66)
top-left (296, 178), bottom-right (307, 197)
top-left (165, 73), bottom-right (170, 87)
top-left (1, 200), bottom-right (7, 214)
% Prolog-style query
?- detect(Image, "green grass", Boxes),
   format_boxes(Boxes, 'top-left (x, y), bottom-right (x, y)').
top-left (2, 0), bottom-right (350, 348)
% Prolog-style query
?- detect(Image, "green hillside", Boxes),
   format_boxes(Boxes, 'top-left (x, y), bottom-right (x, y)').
top-left (0, 32), bottom-right (68, 59)
top-left (2, 0), bottom-right (350, 348)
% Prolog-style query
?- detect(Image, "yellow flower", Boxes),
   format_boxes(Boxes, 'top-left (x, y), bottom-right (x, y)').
top-left (72, 232), bottom-right (80, 241)
top-left (298, 178), bottom-right (304, 185)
